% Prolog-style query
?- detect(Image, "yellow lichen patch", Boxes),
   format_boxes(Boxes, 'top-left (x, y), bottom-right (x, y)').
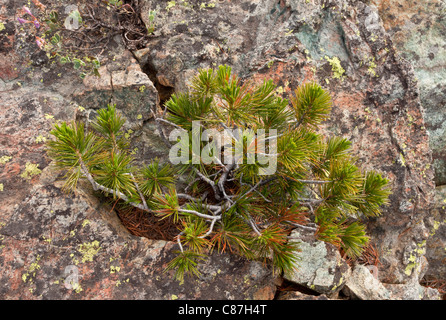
top-left (0, 155), bottom-right (12, 165)
top-left (110, 265), bottom-right (121, 274)
top-left (430, 220), bottom-right (441, 236)
top-left (324, 56), bottom-right (345, 80)
top-left (0, 183), bottom-right (3, 192)
top-left (22, 255), bottom-right (42, 284)
top-left (72, 282), bottom-right (83, 293)
top-left (166, 1), bottom-right (176, 11)
top-left (405, 262), bottom-right (416, 276)
top-left (20, 162), bottom-right (42, 180)
top-left (70, 253), bottom-right (80, 265)
top-left (81, 219), bottom-right (90, 228)
top-left (399, 153), bottom-right (406, 167)
top-left (35, 135), bottom-right (47, 143)
top-left (124, 129), bottom-right (133, 139)
top-left (367, 57), bottom-right (378, 77)
top-left (78, 240), bottom-right (101, 263)
top-left (276, 86), bottom-right (284, 95)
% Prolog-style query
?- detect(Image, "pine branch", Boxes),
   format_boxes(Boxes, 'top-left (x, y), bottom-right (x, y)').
top-left (129, 172), bottom-right (149, 211)
top-left (78, 155), bottom-right (149, 212)
top-left (191, 167), bottom-right (220, 200)
top-left (198, 218), bottom-right (218, 239)
top-left (286, 222), bottom-right (318, 233)
top-left (177, 193), bottom-right (223, 213)
top-left (297, 179), bottom-right (331, 184)
top-left (178, 209), bottom-right (222, 221)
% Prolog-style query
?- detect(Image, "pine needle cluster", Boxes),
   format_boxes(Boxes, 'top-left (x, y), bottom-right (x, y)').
top-left (46, 65), bottom-right (391, 282)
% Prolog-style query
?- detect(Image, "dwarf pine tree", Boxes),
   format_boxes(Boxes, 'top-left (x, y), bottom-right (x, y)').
top-left (47, 65), bottom-right (391, 282)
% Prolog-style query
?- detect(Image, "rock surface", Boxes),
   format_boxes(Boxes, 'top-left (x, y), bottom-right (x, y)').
top-left (384, 281), bottom-right (442, 300)
top-left (342, 264), bottom-right (442, 300)
top-left (371, 0), bottom-right (446, 186)
top-left (342, 264), bottom-right (392, 300)
top-left (0, 0), bottom-right (444, 299)
top-left (283, 228), bottom-right (351, 296)
top-left (277, 291), bottom-right (330, 300)
top-left (424, 186), bottom-right (446, 280)
top-left (75, 49), bottom-right (159, 132)
top-left (371, 0), bottom-right (446, 285)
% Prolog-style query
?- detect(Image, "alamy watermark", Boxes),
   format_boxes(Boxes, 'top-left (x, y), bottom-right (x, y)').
top-left (64, 265), bottom-right (80, 291)
top-left (168, 121), bottom-right (278, 175)
top-left (64, 5), bottom-right (82, 30)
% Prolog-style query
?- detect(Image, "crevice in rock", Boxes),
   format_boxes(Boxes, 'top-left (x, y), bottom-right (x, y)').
top-left (140, 60), bottom-right (175, 109)
top-left (94, 195), bottom-right (180, 242)
top-left (274, 278), bottom-right (321, 299)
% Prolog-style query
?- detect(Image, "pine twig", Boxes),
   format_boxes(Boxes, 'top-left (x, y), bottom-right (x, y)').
top-left (192, 167), bottom-right (221, 200)
top-left (129, 173), bottom-right (149, 211)
top-left (78, 156), bottom-right (150, 212)
top-left (198, 218), bottom-right (218, 239)
top-left (178, 209), bottom-right (222, 221)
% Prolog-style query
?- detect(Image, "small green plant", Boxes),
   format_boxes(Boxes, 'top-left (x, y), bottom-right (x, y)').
top-left (107, 0), bottom-right (123, 8)
top-left (17, 2), bottom-right (101, 78)
top-left (146, 10), bottom-right (156, 34)
top-left (17, 1), bottom-right (152, 78)
top-left (47, 65), bottom-right (391, 282)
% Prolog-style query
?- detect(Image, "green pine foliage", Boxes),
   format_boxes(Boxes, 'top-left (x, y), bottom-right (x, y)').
top-left (46, 65), bottom-right (391, 282)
